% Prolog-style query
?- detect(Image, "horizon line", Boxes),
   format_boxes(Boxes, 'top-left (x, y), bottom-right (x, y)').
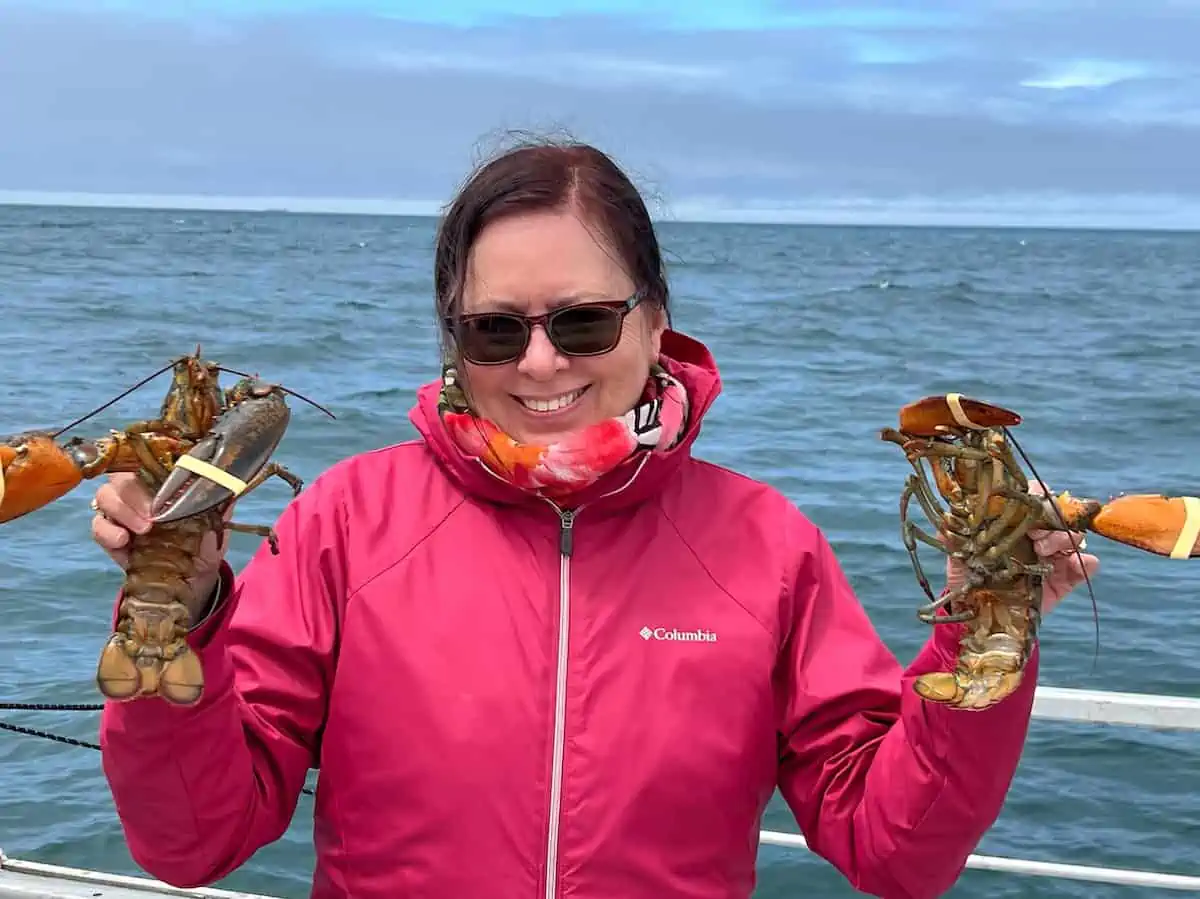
top-left (2, 190), bottom-right (1199, 233)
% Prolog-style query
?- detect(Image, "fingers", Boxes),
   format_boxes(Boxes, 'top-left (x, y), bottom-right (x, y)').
top-left (1043, 549), bottom-right (1100, 609)
top-left (943, 557), bottom-right (965, 591)
top-left (1032, 528), bottom-right (1088, 558)
top-left (93, 473), bottom-right (153, 536)
top-left (1076, 551), bottom-right (1100, 580)
top-left (91, 513), bottom-right (132, 568)
top-left (1027, 480), bottom-right (1048, 498)
top-left (1029, 523), bottom-right (1098, 613)
top-left (1052, 544), bottom-right (1099, 581)
top-left (90, 473), bottom-right (155, 566)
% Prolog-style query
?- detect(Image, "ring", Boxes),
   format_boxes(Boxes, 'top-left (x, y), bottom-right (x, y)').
top-left (89, 498), bottom-right (99, 512)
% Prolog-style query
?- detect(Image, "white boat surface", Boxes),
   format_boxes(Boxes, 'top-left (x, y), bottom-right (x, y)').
top-left (2, 685), bottom-right (1199, 897)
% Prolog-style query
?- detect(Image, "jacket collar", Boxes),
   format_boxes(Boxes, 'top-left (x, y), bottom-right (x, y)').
top-left (408, 329), bottom-right (724, 511)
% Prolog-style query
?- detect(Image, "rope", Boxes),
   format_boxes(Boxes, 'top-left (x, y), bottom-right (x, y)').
top-left (0, 701), bottom-right (316, 796)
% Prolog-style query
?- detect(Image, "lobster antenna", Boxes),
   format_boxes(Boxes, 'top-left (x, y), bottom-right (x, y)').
top-left (214, 365), bottom-right (337, 419)
top-left (51, 359), bottom-right (178, 438)
top-left (1004, 426), bottom-right (1100, 673)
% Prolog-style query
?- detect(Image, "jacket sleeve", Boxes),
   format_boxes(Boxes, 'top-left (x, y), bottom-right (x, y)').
top-left (775, 524), bottom-right (1036, 899)
top-left (98, 471), bottom-right (348, 888)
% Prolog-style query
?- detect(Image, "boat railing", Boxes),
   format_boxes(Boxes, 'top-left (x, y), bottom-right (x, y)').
top-left (1, 684), bottom-right (1198, 896)
top-left (763, 686), bottom-right (1200, 893)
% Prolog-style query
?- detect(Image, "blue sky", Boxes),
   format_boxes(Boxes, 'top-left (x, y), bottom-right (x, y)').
top-left (1, 0), bottom-right (1197, 227)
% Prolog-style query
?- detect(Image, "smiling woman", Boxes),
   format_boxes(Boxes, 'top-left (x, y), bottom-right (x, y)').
top-left (432, 144), bottom-right (681, 492)
top-left (90, 135), bottom-right (1098, 899)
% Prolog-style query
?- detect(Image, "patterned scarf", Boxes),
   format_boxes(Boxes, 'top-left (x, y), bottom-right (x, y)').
top-left (438, 361), bottom-right (690, 499)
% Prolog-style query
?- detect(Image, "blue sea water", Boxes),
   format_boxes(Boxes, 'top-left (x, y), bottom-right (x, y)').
top-left (0, 204), bottom-right (1197, 898)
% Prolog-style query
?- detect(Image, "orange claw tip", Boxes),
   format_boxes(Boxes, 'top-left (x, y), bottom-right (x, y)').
top-left (1049, 490), bottom-right (1104, 529)
top-left (0, 432), bottom-right (86, 524)
top-left (897, 394), bottom-right (1022, 436)
top-left (1089, 494), bottom-right (1200, 558)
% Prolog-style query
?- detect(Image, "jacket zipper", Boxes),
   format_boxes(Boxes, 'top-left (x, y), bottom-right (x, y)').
top-left (538, 455), bottom-right (650, 899)
top-left (543, 507), bottom-right (575, 899)
top-left (472, 455), bottom-right (651, 899)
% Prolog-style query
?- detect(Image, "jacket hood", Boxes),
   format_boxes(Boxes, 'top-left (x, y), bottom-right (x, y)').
top-left (408, 328), bottom-right (723, 509)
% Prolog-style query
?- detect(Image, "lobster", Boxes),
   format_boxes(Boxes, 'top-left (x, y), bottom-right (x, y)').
top-left (879, 393), bottom-right (1198, 711)
top-left (0, 347), bottom-right (333, 705)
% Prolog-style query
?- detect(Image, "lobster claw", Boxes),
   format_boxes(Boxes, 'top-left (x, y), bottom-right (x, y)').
top-left (150, 384), bottom-right (291, 524)
top-left (0, 432), bottom-right (94, 524)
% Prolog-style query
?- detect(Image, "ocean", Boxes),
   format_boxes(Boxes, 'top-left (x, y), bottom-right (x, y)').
top-left (0, 204), bottom-right (1197, 898)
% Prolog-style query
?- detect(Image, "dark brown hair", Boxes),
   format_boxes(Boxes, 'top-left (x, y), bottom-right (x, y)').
top-left (434, 135), bottom-right (670, 360)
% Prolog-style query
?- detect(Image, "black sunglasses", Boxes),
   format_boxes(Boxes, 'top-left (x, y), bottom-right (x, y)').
top-left (446, 292), bottom-right (645, 366)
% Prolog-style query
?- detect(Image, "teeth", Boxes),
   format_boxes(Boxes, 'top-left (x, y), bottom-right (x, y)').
top-left (521, 388), bottom-right (585, 413)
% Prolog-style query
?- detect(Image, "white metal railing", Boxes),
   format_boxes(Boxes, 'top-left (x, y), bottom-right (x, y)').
top-left (0, 685), bottom-right (1197, 897)
top-left (0, 850), bottom-right (275, 898)
top-left (764, 686), bottom-right (1200, 891)
top-left (760, 833), bottom-right (1200, 892)
top-left (1030, 685), bottom-right (1200, 730)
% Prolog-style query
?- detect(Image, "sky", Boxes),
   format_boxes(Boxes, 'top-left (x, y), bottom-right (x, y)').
top-left (1, 0), bottom-right (1198, 228)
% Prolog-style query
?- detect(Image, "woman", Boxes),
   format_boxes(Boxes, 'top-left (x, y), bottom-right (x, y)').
top-left (92, 140), bottom-right (1097, 899)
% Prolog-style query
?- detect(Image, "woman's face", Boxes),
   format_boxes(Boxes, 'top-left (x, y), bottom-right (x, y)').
top-left (458, 208), bottom-right (665, 445)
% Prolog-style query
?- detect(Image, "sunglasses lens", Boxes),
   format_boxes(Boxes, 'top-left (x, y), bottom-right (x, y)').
top-left (456, 303), bottom-right (628, 364)
top-left (459, 315), bottom-right (529, 364)
top-left (549, 306), bottom-right (623, 355)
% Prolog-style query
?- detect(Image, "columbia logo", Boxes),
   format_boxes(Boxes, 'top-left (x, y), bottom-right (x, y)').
top-left (639, 626), bottom-right (718, 643)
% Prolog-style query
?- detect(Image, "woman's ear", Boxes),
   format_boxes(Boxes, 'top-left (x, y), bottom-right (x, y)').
top-left (643, 302), bottom-right (667, 360)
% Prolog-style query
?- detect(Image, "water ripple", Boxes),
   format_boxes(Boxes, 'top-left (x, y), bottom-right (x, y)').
top-left (0, 209), bottom-right (1198, 898)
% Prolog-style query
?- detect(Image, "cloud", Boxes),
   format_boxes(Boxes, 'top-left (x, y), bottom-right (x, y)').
top-left (1, 1), bottom-right (1198, 226)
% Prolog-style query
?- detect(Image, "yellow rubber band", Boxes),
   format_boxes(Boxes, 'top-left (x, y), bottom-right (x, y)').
top-left (944, 392), bottom-right (982, 430)
top-left (1170, 496), bottom-right (1200, 559)
top-left (173, 454), bottom-right (248, 496)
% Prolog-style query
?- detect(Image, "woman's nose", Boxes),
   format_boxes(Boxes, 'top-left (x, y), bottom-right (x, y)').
top-left (516, 325), bottom-right (567, 378)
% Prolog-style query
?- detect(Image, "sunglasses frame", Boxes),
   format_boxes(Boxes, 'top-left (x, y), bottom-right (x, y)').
top-left (446, 291), bottom-right (645, 366)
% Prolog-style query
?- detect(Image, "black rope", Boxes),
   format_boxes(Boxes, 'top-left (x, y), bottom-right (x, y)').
top-left (0, 702), bottom-right (104, 711)
top-left (0, 720), bottom-right (101, 750)
top-left (0, 701), bottom-right (316, 796)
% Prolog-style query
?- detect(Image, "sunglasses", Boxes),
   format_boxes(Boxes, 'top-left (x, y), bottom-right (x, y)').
top-left (446, 292), bottom-right (645, 366)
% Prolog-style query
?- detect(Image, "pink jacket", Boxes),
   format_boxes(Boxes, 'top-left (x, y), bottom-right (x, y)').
top-left (99, 330), bottom-right (1035, 899)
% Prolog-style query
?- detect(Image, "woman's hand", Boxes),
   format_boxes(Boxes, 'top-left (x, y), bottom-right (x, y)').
top-left (90, 472), bottom-right (231, 620)
top-left (1025, 527), bottom-right (1099, 613)
top-left (943, 483), bottom-right (1100, 615)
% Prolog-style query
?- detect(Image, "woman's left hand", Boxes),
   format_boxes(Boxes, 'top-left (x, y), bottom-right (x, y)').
top-left (944, 485), bottom-right (1100, 615)
top-left (1024, 527), bottom-right (1100, 613)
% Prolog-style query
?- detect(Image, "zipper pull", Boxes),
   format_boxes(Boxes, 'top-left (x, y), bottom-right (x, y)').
top-left (559, 510), bottom-right (576, 557)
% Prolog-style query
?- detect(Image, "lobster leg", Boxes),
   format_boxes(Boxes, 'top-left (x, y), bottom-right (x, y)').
top-left (900, 474), bottom-right (980, 623)
top-left (899, 479), bottom-right (943, 602)
top-left (219, 462), bottom-right (307, 554)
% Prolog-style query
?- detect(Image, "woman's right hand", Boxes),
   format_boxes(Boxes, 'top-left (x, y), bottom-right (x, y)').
top-left (91, 472), bottom-right (231, 620)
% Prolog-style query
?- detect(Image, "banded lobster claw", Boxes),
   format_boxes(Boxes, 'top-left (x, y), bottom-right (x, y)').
top-left (150, 380), bottom-right (291, 524)
top-left (0, 432), bottom-right (99, 524)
